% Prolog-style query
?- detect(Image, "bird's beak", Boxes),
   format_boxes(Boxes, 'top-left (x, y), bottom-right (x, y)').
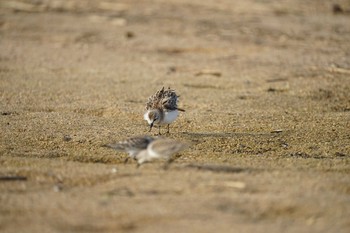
top-left (149, 122), bottom-right (154, 132)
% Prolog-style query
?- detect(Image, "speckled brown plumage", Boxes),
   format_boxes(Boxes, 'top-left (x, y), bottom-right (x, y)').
top-left (145, 87), bottom-right (184, 112)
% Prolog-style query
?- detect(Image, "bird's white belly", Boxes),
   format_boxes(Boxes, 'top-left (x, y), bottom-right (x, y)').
top-left (162, 110), bottom-right (178, 124)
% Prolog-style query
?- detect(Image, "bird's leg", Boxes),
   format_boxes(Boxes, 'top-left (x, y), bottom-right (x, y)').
top-left (166, 124), bottom-right (170, 134)
top-left (163, 157), bottom-right (175, 170)
top-left (123, 157), bottom-right (130, 164)
top-left (158, 125), bottom-right (161, 135)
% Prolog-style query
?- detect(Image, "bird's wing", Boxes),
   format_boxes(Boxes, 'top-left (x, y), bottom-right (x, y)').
top-left (103, 135), bottom-right (155, 152)
top-left (145, 87), bottom-right (165, 110)
top-left (161, 87), bottom-right (180, 111)
top-left (145, 87), bottom-right (184, 111)
top-left (148, 138), bottom-right (188, 159)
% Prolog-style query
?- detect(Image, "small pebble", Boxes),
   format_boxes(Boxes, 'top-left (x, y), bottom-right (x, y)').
top-left (63, 135), bottom-right (72, 142)
top-left (125, 31), bottom-right (135, 39)
top-left (111, 168), bottom-right (118, 173)
top-left (53, 184), bottom-right (63, 192)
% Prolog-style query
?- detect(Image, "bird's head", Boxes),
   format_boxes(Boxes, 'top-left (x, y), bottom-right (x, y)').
top-left (145, 110), bottom-right (160, 132)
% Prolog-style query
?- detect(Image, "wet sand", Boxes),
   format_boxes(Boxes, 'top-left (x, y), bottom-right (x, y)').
top-left (1, 0), bottom-right (350, 232)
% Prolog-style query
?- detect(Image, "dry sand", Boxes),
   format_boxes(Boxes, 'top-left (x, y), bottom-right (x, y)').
top-left (1, 0), bottom-right (350, 232)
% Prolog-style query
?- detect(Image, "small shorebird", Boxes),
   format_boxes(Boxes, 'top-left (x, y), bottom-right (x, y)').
top-left (103, 135), bottom-right (188, 167)
top-left (144, 87), bottom-right (185, 134)
top-left (103, 135), bottom-right (155, 163)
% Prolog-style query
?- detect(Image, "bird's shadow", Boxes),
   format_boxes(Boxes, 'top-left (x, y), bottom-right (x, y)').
top-left (181, 131), bottom-right (275, 138)
top-left (183, 163), bottom-right (251, 173)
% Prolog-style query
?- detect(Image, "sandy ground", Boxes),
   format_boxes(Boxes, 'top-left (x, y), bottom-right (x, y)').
top-left (1, 0), bottom-right (350, 232)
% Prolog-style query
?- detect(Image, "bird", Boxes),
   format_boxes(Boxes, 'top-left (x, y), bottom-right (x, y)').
top-left (103, 135), bottom-right (188, 167)
top-left (102, 135), bottom-right (155, 163)
top-left (144, 87), bottom-right (185, 135)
